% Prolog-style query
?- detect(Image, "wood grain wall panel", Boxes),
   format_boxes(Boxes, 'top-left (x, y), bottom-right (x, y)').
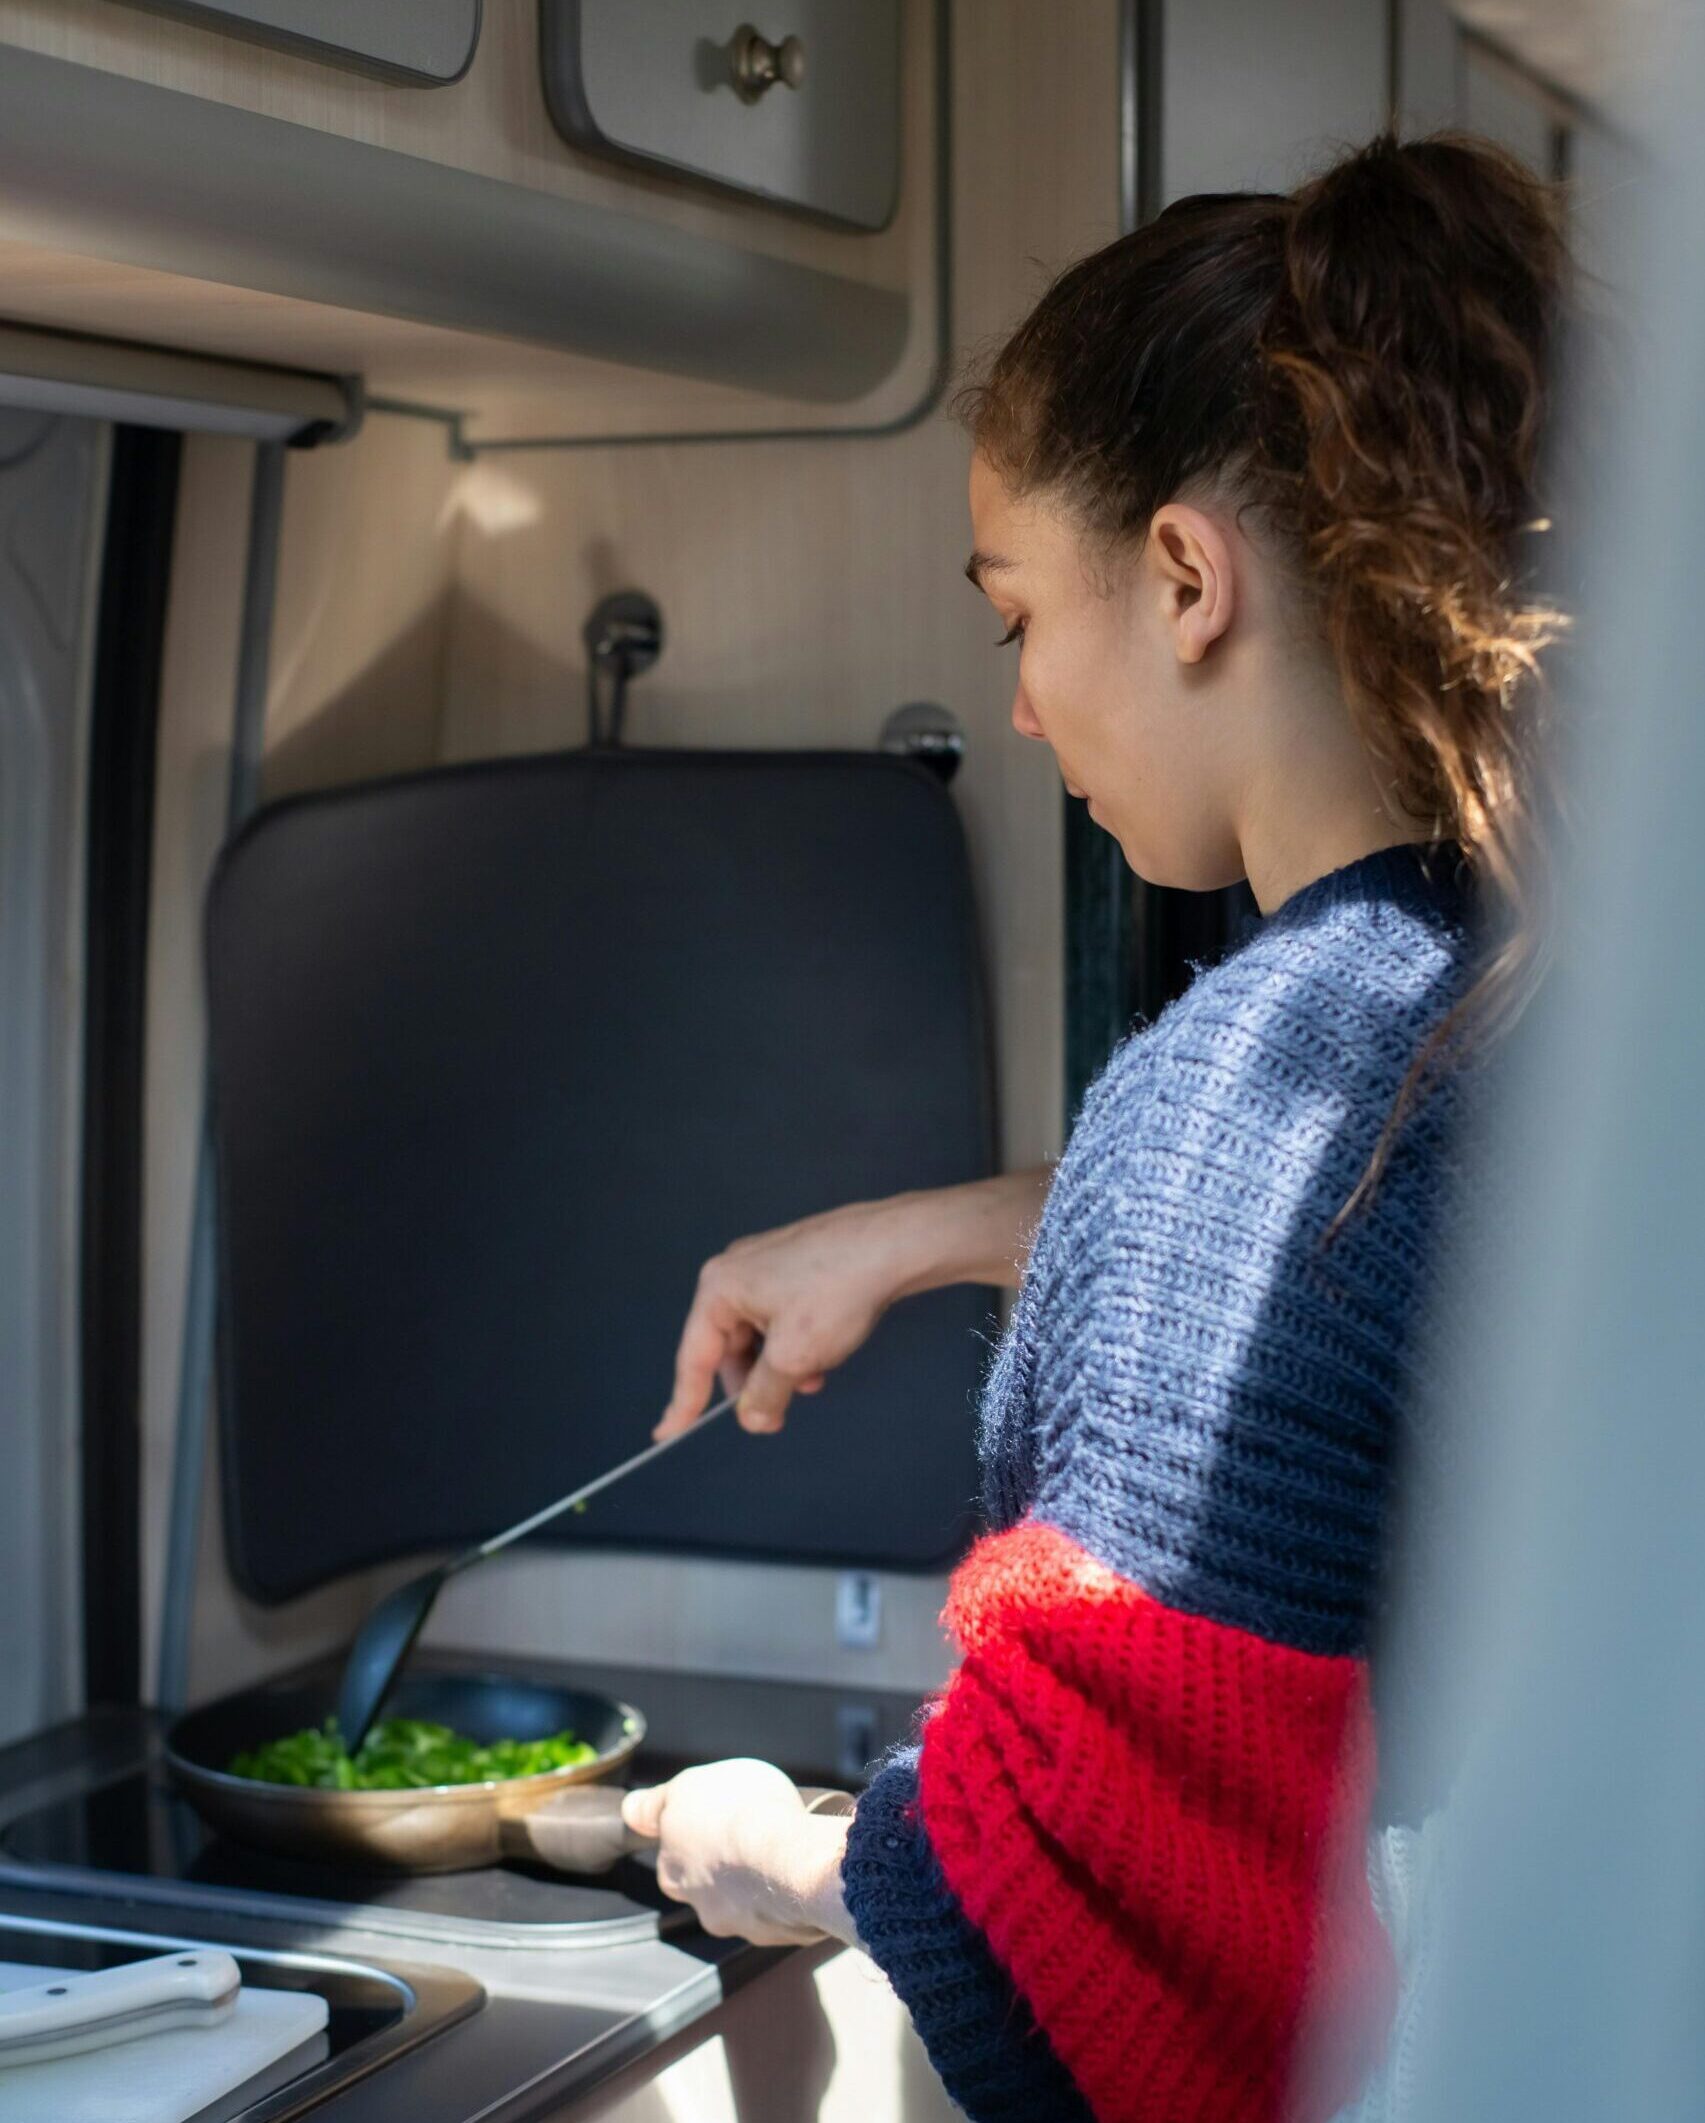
top-left (263, 415), bottom-right (463, 800)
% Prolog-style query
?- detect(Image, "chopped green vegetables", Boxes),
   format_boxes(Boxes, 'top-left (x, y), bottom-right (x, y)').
top-left (228, 1718), bottom-right (597, 1790)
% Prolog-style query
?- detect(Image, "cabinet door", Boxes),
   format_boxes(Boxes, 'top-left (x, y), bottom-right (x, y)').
top-left (114, 1), bottom-right (482, 85)
top-left (542, 0), bottom-right (902, 231)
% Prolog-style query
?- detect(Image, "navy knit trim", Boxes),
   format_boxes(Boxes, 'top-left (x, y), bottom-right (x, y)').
top-left (1265, 838), bottom-right (1473, 929)
top-left (842, 1749), bottom-right (1093, 2122)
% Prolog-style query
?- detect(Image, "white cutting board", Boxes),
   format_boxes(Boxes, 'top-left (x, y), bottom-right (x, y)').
top-left (0, 1960), bottom-right (329, 2123)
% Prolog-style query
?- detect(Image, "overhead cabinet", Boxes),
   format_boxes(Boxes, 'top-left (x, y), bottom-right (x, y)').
top-left (0, 0), bottom-right (941, 444)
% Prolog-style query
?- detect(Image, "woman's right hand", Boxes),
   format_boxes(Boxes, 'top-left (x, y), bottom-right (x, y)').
top-left (655, 1169), bottom-right (1054, 1441)
top-left (655, 1197), bottom-right (913, 1440)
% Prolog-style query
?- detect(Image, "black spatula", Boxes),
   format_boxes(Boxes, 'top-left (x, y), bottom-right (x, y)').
top-left (334, 1392), bottom-right (738, 1753)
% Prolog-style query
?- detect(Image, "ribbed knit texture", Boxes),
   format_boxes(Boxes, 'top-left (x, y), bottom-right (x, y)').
top-left (843, 844), bottom-right (1476, 2123)
top-left (919, 1523), bottom-right (1394, 2120)
top-left (981, 843), bottom-right (1473, 1654)
top-left (846, 1745), bottom-right (1094, 2121)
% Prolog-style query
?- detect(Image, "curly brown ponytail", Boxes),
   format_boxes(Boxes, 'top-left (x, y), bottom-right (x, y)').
top-left (960, 131), bottom-right (1569, 1194)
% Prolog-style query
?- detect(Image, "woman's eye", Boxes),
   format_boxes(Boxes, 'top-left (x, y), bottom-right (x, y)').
top-left (995, 620), bottom-right (1026, 648)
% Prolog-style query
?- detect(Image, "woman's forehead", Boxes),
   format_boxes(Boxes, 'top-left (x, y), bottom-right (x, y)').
top-left (968, 454), bottom-right (1061, 552)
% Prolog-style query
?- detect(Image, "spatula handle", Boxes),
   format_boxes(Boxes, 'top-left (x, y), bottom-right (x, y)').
top-left (474, 1392), bottom-right (740, 1564)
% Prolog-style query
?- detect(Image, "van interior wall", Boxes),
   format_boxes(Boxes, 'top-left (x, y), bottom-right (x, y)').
top-left (141, 0), bottom-right (1113, 1708)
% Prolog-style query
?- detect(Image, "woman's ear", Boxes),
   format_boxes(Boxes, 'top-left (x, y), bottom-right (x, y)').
top-left (1147, 503), bottom-right (1237, 665)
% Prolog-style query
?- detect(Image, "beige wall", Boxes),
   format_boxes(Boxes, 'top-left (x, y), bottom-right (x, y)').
top-left (144, 0), bottom-right (1119, 1705)
top-left (140, 418), bottom-right (468, 1702)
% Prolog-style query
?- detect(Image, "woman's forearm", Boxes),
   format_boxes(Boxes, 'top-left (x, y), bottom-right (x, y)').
top-left (656, 1166), bottom-right (1056, 1439)
top-left (884, 1166), bottom-right (1054, 1297)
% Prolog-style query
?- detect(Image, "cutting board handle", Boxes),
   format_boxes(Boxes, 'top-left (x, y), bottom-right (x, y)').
top-left (0, 1951), bottom-right (240, 2068)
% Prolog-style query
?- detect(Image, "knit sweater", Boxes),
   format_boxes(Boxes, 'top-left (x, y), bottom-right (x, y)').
top-left (841, 843), bottom-right (1477, 2123)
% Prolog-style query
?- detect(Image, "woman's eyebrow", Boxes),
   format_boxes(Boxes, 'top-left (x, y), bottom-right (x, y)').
top-left (964, 549), bottom-right (1016, 589)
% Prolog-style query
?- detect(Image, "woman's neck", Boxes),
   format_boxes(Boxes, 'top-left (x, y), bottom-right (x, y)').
top-left (1219, 634), bottom-right (1434, 915)
top-left (1233, 738), bottom-right (1430, 915)
top-left (1239, 815), bottom-right (1430, 915)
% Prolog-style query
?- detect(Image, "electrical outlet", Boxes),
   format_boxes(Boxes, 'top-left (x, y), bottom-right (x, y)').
top-left (835, 1570), bottom-right (882, 1650)
top-left (836, 1703), bottom-right (879, 1781)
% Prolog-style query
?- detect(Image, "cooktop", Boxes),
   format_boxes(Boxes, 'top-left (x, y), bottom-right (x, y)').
top-left (0, 1768), bottom-right (671, 1949)
top-left (0, 1655), bottom-right (923, 1952)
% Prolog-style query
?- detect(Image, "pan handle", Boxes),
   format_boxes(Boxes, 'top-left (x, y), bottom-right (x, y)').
top-left (502, 1782), bottom-right (855, 1876)
top-left (502, 1784), bottom-right (642, 1874)
top-left (798, 1786), bottom-right (857, 1818)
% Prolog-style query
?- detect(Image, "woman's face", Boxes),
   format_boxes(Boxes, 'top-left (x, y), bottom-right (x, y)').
top-left (966, 450), bottom-right (1246, 891)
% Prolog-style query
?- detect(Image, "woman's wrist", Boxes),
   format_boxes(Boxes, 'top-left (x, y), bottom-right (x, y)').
top-left (882, 1168), bottom-right (1053, 1299)
top-left (753, 1812), bottom-right (856, 1946)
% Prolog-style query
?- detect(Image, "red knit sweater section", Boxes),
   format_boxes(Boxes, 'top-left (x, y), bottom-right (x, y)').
top-left (915, 1521), bottom-right (1395, 2123)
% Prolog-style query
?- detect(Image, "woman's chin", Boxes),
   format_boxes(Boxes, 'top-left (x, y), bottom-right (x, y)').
top-left (1114, 838), bottom-right (1228, 893)
top-left (1083, 810), bottom-right (1214, 894)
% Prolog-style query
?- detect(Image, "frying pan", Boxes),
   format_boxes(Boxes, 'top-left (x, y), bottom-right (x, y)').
top-left (166, 1668), bottom-right (855, 1877)
top-left (165, 1669), bottom-right (650, 1875)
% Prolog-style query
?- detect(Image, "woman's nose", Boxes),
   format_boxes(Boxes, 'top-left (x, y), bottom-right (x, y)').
top-left (1010, 687), bottom-right (1046, 742)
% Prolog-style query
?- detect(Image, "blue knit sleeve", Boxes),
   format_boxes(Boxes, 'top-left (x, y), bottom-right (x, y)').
top-left (840, 1747), bottom-right (1092, 2121)
top-left (997, 891), bottom-right (1471, 1659)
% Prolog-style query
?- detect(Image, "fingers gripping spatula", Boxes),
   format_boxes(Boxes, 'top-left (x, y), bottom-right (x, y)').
top-left (335, 1394), bottom-right (738, 1753)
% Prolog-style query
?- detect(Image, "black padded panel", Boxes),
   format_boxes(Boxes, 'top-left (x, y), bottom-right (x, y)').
top-left (205, 749), bottom-right (997, 1602)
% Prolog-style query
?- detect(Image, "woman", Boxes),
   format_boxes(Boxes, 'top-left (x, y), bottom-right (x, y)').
top-left (621, 133), bottom-right (1565, 2122)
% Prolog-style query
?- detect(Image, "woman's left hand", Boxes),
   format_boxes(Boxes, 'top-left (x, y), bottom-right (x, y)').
top-left (621, 1759), bottom-right (856, 1948)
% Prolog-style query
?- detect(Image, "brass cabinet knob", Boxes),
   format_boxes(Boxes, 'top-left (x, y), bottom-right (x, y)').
top-left (730, 24), bottom-right (806, 102)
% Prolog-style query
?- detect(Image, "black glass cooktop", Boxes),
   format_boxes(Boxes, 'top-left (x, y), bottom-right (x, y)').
top-left (0, 1768), bottom-right (672, 1948)
top-left (0, 1656), bottom-right (921, 1951)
